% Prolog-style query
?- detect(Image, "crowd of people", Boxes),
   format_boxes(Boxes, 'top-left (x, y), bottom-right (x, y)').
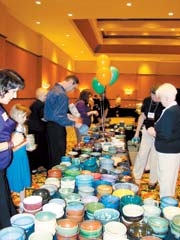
top-left (0, 68), bottom-right (180, 229)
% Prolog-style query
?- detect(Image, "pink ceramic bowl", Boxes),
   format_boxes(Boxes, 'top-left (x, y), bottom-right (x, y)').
top-left (23, 196), bottom-right (43, 211)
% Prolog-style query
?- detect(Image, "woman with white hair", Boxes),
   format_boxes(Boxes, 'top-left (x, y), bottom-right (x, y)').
top-left (148, 83), bottom-right (180, 197)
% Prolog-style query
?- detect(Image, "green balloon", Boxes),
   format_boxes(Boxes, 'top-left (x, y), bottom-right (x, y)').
top-left (109, 66), bottom-right (119, 86)
top-left (92, 77), bottom-right (105, 94)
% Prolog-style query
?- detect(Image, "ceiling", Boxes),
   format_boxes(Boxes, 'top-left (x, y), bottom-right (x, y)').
top-left (1, 0), bottom-right (180, 62)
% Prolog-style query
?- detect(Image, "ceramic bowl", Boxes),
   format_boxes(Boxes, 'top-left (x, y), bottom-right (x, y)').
top-left (127, 222), bottom-right (153, 240)
top-left (86, 202), bottom-right (105, 214)
top-left (42, 203), bottom-right (64, 219)
top-left (48, 169), bottom-right (62, 179)
top-left (32, 188), bottom-right (50, 205)
top-left (66, 201), bottom-right (85, 216)
top-left (78, 186), bottom-right (94, 198)
top-left (122, 204), bottom-right (144, 222)
top-left (81, 195), bottom-right (99, 205)
top-left (170, 214), bottom-right (180, 239)
top-left (113, 182), bottom-right (139, 194)
top-left (160, 196), bottom-right (178, 209)
top-left (40, 184), bottom-right (58, 196)
top-left (49, 198), bottom-right (66, 208)
top-left (104, 221), bottom-right (127, 236)
top-left (79, 220), bottom-right (102, 238)
top-left (143, 205), bottom-right (161, 223)
top-left (10, 213), bottom-right (35, 229)
top-left (99, 194), bottom-right (120, 209)
top-left (0, 226), bottom-right (26, 240)
top-left (147, 216), bottom-right (169, 238)
top-left (56, 218), bottom-right (78, 237)
top-left (59, 187), bottom-right (74, 199)
top-left (112, 188), bottom-right (134, 198)
top-left (163, 206), bottom-right (180, 221)
top-left (23, 196), bottom-right (43, 211)
top-left (45, 177), bottom-right (60, 188)
top-left (94, 208), bottom-right (120, 225)
top-left (120, 195), bottom-right (143, 211)
top-left (64, 193), bottom-right (81, 203)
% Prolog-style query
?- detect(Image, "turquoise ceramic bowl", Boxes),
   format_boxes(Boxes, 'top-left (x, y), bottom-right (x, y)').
top-left (0, 226), bottom-right (26, 240)
top-left (94, 208), bottom-right (120, 225)
top-left (147, 216), bottom-right (169, 238)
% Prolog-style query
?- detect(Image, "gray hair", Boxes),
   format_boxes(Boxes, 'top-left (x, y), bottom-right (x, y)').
top-left (156, 83), bottom-right (177, 101)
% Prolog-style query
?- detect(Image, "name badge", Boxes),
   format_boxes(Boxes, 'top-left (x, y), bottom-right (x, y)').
top-left (147, 112), bottom-right (155, 119)
top-left (2, 112), bottom-right (9, 121)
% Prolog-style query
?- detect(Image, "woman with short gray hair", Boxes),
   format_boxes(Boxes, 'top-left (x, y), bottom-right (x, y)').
top-left (148, 83), bottom-right (180, 198)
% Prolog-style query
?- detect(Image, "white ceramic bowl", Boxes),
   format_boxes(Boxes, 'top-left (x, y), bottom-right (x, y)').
top-left (42, 203), bottom-right (64, 219)
top-left (163, 206), bottom-right (180, 221)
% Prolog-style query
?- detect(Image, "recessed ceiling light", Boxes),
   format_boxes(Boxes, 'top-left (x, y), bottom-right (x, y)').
top-left (35, 1), bottom-right (41, 5)
top-left (80, 50), bottom-right (84, 54)
top-left (68, 13), bottom-right (73, 17)
top-left (126, 2), bottom-right (132, 7)
top-left (168, 12), bottom-right (174, 16)
top-left (61, 43), bottom-right (65, 47)
top-left (171, 28), bottom-right (175, 31)
top-left (36, 21), bottom-right (41, 24)
top-left (100, 28), bottom-right (104, 31)
top-left (66, 34), bottom-right (70, 38)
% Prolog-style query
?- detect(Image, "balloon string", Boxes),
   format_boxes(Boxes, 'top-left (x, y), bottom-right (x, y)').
top-left (100, 95), bottom-right (105, 133)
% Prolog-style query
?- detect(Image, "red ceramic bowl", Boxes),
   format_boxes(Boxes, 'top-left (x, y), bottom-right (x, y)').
top-left (48, 169), bottom-right (62, 178)
top-left (23, 196), bottom-right (42, 211)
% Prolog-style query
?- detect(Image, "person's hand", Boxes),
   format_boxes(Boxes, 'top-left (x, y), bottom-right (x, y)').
top-left (131, 136), bottom-right (140, 144)
top-left (92, 110), bottom-right (99, 116)
top-left (11, 132), bottom-right (25, 147)
top-left (147, 127), bottom-right (156, 137)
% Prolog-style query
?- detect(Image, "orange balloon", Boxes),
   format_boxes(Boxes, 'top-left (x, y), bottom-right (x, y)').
top-left (97, 54), bottom-right (110, 68)
top-left (96, 67), bottom-right (111, 86)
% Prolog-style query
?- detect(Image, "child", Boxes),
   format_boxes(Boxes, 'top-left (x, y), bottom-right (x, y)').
top-left (7, 104), bottom-right (32, 203)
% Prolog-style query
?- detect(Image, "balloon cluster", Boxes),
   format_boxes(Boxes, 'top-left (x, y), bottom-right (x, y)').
top-left (92, 54), bottom-right (120, 94)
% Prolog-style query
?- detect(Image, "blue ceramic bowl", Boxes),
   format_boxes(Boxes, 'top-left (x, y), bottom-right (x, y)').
top-left (160, 196), bottom-right (178, 209)
top-left (100, 194), bottom-right (120, 209)
top-left (0, 226), bottom-right (26, 240)
top-left (94, 208), bottom-right (120, 225)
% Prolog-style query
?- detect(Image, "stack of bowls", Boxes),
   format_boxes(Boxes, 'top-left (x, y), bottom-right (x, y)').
top-left (64, 193), bottom-right (81, 204)
top-left (32, 188), bottom-right (51, 205)
top-left (10, 213), bottom-right (35, 238)
top-left (59, 188), bottom-right (74, 200)
top-left (34, 211), bottom-right (57, 235)
top-left (170, 214), bottom-right (180, 239)
top-left (81, 157), bottom-right (98, 172)
top-left (147, 216), bottom-right (169, 239)
top-left (99, 157), bottom-right (114, 172)
top-left (127, 222), bottom-right (153, 240)
top-left (94, 208), bottom-right (120, 225)
top-left (0, 226), bottom-right (26, 240)
top-left (99, 194), bottom-right (120, 210)
top-left (103, 221), bottom-right (127, 240)
top-left (48, 169), bottom-right (62, 179)
top-left (101, 174), bottom-right (118, 184)
top-left (79, 220), bottom-right (103, 239)
top-left (96, 184), bottom-right (113, 198)
top-left (122, 204), bottom-right (144, 223)
top-left (120, 195), bottom-right (143, 212)
top-left (76, 174), bottom-right (94, 188)
top-left (28, 231), bottom-right (53, 240)
top-left (78, 186), bottom-right (94, 198)
top-left (163, 206), bottom-right (180, 221)
top-left (42, 203), bottom-right (64, 219)
top-left (86, 202), bottom-right (105, 220)
top-left (23, 196), bottom-right (43, 214)
top-left (56, 219), bottom-right (79, 240)
top-left (160, 196), bottom-right (178, 209)
top-left (66, 202), bottom-right (85, 223)
top-left (45, 177), bottom-right (60, 188)
top-left (61, 176), bottom-right (75, 190)
top-left (49, 198), bottom-right (66, 209)
top-left (91, 172), bottom-right (102, 180)
top-left (61, 156), bottom-right (72, 165)
top-left (113, 182), bottom-right (139, 195)
top-left (64, 169), bottom-right (81, 178)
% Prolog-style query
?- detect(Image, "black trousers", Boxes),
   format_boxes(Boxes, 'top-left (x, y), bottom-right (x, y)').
top-left (0, 170), bottom-right (17, 229)
top-left (27, 131), bottom-right (49, 170)
top-left (46, 122), bottom-right (67, 169)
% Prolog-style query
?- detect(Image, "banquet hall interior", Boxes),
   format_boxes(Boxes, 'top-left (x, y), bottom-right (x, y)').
top-left (0, 0), bottom-right (180, 239)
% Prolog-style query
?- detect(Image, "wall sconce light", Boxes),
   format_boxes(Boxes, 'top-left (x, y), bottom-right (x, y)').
top-left (42, 81), bottom-right (50, 89)
top-left (124, 88), bottom-right (133, 96)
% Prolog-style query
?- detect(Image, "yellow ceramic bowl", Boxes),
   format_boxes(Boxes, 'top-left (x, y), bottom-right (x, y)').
top-left (112, 189), bottom-right (134, 198)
